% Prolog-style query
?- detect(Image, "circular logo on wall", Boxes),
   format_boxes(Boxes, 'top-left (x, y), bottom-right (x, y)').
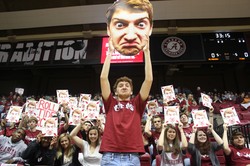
top-left (161, 37), bottom-right (186, 58)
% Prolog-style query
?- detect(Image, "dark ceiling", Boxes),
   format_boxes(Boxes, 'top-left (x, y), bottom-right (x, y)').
top-left (0, 0), bottom-right (250, 40)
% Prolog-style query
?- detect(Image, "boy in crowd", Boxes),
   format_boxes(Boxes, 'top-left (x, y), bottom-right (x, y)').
top-left (0, 128), bottom-right (27, 164)
top-left (99, 0), bottom-right (153, 164)
top-left (223, 125), bottom-right (250, 165)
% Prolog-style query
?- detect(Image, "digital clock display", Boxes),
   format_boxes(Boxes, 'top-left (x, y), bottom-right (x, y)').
top-left (202, 32), bottom-right (249, 61)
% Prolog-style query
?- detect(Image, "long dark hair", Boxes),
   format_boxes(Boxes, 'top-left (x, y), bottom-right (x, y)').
top-left (87, 126), bottom-right (100, 146)
top-left (163, 125), bottom-right (181, 155)
top-left (194, 129), bottom-right (210, 155)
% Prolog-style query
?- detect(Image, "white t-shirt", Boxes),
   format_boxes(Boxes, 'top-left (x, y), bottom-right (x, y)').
top-left (160, 143), bottom-right (183, 166)
top-left (82, 140), bottom-right (102, 166)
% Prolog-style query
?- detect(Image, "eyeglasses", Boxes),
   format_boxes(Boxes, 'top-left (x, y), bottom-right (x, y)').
top-left (154, 120), bottom-right (161, 123)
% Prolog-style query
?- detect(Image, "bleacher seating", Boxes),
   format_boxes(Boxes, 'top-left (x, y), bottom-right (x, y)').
top-left (216, 149), bottom-right (226, 166)
top-left (140, 153), bottom-right (151, 166)
top-left (240, 112), bottom-right (250, 121)
top-left (156, 154), bottom-right (161, 166)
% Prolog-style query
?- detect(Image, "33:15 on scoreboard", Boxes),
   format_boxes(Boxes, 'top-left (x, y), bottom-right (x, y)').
top-left (202, 32), bottom-right (249, 61)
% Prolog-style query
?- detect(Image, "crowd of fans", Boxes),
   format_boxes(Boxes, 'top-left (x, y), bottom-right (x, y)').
top-left (0, 88), bottom-right (250, 166)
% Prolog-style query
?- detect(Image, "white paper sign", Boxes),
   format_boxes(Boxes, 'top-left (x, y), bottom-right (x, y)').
top-left (41, 117), bottom-right (58, 136)
top-left (83, 100), bottom-right (100, 119)
top-left (25, 100), bottom-right (39, 117)
top-left (164, 106), bottom-right (180, 124)
top-left (201, 93), bottom-right (212, 108)
top-left (191, 110), bottom-right (209, 127)
top-left (15, 88), bottom-right (24, 95)
top-left (68, 97), bottom-right (78, 109)
top-left (36, 98), bottom-right (59, 130)
top-left (146, 99), bottom-right (162, 115)
top-left (161, 85), bottom-right (176, 102)
top-left (68, 108), bottom-right (83, 126)
top-left (56, 89), bottom-right (70, 104)
top-left (79, 93), bottom-right (92, 108)
top-left (220, 107), bottom-right (240, 126)
top-left (6, 106), bottom-right (22, 123)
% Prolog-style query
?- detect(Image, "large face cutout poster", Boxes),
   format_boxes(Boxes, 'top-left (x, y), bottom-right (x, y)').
top-left (220, 107), bottom-right (240, 126)
top-left (78, 93), bottom-right (91, 109)
top-left (68, 108), bottom-right (83, 126)
top-left (164, 106), bottom-right (180, 124)
top-left (25, 100), bottom-right (39, 117)
top-left (83, 100), bottom-right (100, 119)
top-left (146, 99), bottom-right (162, 115)
top-left (191, 110), bottom-right (209, 127)
top-left (201, 93), bottom-right (212, 108)
top-left (41, 117), bottom-right (58, 136)
top-left (161, 85), bottom-right (176, 103)
top-left (6, 106), bottom-right (22, 123)
top-left (56, 89), bottom-right (70, 104)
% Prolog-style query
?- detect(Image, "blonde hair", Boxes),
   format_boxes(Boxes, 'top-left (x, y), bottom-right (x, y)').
top-left (56, 133), bottom-right (74, 159)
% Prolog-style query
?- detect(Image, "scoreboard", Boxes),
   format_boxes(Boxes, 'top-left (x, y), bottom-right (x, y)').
top-left (202, 32), bottom-right (249, 61)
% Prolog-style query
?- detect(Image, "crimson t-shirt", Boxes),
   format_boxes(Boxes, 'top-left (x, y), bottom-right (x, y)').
top-left (100, 94), bottom-right (146, 154)
top-left (228, 145), bottom-right (250, 166)
top-left (200, 154), bottom-right (212, 166)
top-left (24, 129), bottom-right (41, 144)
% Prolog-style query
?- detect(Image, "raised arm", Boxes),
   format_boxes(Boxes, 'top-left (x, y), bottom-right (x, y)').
top-left (61, 104), bottom-right (69, 131)
top-left (100, 38), bottom-right (113, 101)
top-left (178, 122), bottom-right (188, 149)
top-left (144, 113), bottom-right (152, 136)
top-left (18, 114), bottom-right (29, 129)
top-left (208, 107), bottom-right (214, 126)
top-left (189, 126), bottom-right (197, 144)
top-left (157, 124), bottom-right (166, 151)
top-left (208, 123), bottom-right (223, 145)
top-left (70, 121), bottom-right (84, 151)
top-left (139, 35), bottom-right (153, 101)
top-left (223, 124), bottom-right (231, 155)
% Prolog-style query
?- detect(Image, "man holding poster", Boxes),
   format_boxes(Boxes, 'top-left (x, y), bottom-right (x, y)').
top-left (100, 0), bottom-right (153, 164)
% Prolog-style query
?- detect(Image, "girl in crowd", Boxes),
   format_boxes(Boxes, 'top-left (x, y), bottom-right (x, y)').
top-left (54, 133), bottom-right (81, 166)
top-left (157, 123), bottom-right (188, 166)
top-left (188, 124), bottom-right (223, 166)
top-left (70, 120), bottom-right (102, 166)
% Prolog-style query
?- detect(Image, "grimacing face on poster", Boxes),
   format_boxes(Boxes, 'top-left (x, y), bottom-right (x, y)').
top-left (107, 1), bottom-right (153, 56)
